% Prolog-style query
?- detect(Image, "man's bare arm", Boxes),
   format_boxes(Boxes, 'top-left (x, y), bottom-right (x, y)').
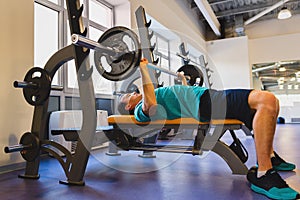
top-left (139, 59), bottom-right (157, 116)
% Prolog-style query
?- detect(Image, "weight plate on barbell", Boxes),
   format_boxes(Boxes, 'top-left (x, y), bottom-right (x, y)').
top-left (175, 64), bottom-right (204, 86)
top-left (20, 132), bottom-right (40, 162)
top-left (23, 67), bottom-right (51, 106)
top-left (94, 26), bottom-right (141, 81)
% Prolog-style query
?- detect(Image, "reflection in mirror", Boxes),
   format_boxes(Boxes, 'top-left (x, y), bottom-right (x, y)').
top-left (252, 60), bottom-right (300, 123)
top-left (252, 60), bottom-right (300, 94)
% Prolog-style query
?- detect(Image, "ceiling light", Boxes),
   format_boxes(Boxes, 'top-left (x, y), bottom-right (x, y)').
top-left (290, 77), bottom-right (296, 81)
top-left (296, 72), bottom-right (300, 77)
top-left (288, 85), bottom-right (292, 89)
top-left (279, 67), bottom-right (286, 72)
top-left (278, 7), bottom-right (292, 19)
top-left (295, 85), bottom-right (299, 90)
top-left (278, 77), bottom-right (285, 84)
top-left (279, 85), bottom-right (284, 90)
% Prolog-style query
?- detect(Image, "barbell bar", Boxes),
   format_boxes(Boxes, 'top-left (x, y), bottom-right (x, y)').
top-left (71, 33), bottom-right (191, 80)
top-left (4, 144), bottom-right (33, 153)
top-left (146, 63), bottom-right (177, 77)
top-left (14, 81), bottom-right (63, 91)
top-left (71, 34), bottom-right (119, 57)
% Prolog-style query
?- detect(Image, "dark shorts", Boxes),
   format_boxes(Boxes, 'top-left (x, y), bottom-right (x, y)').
top-left (199, 89), bottom-right (256, 130)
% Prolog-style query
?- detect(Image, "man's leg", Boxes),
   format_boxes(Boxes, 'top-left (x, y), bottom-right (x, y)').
top-left (248, 90), bottom-right (278, 171)
top-left (247, 90), bottom-right (299, 200)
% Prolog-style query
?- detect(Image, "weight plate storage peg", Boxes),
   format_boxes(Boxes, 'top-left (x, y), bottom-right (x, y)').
top-left (22, 67), bottom-right (52, 106)
top-left (94, 26), bottom-right (141, 81)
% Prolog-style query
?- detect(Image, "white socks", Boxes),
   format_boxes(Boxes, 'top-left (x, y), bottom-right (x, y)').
top-left (257, 152), bottom-right (275, 178)
top-left (270, 152), bottom-right (275, 158)
top-left (257, 170), bottom-right (267, 178)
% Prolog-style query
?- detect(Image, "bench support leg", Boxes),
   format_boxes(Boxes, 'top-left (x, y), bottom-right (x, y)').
top-left (212, 141), bottom-right (248, 175)
top-left (106, 142), bottom-right (121, 156)
top-left (138, 134), bottom-right (158, 158)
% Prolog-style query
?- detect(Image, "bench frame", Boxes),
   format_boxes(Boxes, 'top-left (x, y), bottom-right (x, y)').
top-left (104, 115), bottom-right (252, 175)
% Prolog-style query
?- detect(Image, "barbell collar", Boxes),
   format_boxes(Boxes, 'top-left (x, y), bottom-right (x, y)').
top-left (71, 34), bottom-right (117, 56)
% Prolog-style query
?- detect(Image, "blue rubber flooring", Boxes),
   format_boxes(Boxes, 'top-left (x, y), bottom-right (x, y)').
top-left (0, 124), bottom-right (299, 200)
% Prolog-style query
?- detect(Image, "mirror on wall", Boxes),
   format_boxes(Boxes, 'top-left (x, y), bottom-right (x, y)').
top-left (252, 60), bottom-right (300, 94)
top-left (252, 60), bottom-right (300, 123)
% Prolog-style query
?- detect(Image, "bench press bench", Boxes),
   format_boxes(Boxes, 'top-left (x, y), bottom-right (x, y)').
top-left (103, 115), bottom-right (253, 175)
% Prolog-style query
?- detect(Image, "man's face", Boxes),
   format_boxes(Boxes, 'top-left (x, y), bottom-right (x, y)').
top-left (121, 92), bottom-right (143, 110)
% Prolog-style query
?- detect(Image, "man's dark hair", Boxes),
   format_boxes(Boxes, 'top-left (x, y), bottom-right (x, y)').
top-left (117, 96), bottom-right (135, 115)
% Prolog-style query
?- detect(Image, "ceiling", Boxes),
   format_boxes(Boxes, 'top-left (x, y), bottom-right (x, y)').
top-left (186, 0), bottom-right (300, 94)
top-left (187, 0), bottom-right (300, 39)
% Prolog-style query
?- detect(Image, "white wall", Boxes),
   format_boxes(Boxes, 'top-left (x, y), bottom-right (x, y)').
top-left (245, 14), bottom-right (300, 40)
top-left (206, 36), bottom-right (251, 89)
top-left (0, 0), bottom-right (34, 166)
top-left (129, 0), bottom-right (207, 53)
top-left (113, 1), bottom-right (131, 27)
top-left (249, 33), bottom-right (300, 64)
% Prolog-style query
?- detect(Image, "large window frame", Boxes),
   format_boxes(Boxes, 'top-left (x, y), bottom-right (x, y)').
top-left (34, 0), bottom-right (115, 107)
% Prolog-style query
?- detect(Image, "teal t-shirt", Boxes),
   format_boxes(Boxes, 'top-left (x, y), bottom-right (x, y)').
top-left (134, 85), bottom-right (208, 122)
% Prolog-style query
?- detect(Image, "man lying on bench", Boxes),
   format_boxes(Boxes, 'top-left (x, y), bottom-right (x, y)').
top-left (117, 58), bottom-right (299, 200)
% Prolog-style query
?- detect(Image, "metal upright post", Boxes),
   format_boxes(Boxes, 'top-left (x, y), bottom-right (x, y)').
top-left (59, 0), bottom-right (97, 185)
top-left (135, 6), bottom-right (160, 158)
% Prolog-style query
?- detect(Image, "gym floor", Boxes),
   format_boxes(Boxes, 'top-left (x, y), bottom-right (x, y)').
top-left (0, 124), bottom-right (299, 200)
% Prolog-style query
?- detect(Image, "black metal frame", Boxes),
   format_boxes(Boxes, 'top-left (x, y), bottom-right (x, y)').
top-left (103, 121), bottom-right (250, 175)
top-left (14, 0), bottom-right (97, 186)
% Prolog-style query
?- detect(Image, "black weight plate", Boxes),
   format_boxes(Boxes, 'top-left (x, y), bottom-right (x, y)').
top-left (94, 26), bottom-right (141, 81)
top-left (23, 67), bottom-right (51, 106)
top-left (126, 83), bottom-right (140, 94)
top-left (20, 132), bottom-right (40, 162)
top-left (176, 64), bottom-right (204, 86)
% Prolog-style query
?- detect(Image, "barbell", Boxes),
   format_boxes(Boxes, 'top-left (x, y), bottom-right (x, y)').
top-left (15, 27), bottom-right (203, 106)
top-left (72, 26), bottom-right (203, 85)
top-left (72, 26), bottom-right (141, 81)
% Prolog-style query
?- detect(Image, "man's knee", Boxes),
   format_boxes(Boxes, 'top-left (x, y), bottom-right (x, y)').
top-left (249, 90), bottom-right (279, 114)
top-left (259, 92), bottom-right (279, 115)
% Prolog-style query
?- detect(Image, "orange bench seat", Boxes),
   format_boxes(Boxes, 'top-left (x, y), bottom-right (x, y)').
top-left (107, 115), bottom-right (244, 126)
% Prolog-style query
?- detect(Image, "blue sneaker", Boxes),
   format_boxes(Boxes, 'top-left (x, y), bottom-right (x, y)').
top-left (247, 167), bottom-right (300, 200)
top-left (272, 151), bottom-right (296, 171)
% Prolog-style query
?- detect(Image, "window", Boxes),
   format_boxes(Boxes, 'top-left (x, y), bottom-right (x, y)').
top-left (65, 0), bottom-right (114, 94)
top-left (89, 0), bottom-right (112, 27)
top-left (34, 2), bottom-right (60, 85)
top-left (48, 0), bottom-right (58, 4)
top-left (151, 33), bottom-right (171, 86)
top-left (34, 0), bottom-right (114, 96)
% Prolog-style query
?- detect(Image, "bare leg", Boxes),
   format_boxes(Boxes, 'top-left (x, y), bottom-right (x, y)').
top-left (248, 90), bottom-right (279, 171)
